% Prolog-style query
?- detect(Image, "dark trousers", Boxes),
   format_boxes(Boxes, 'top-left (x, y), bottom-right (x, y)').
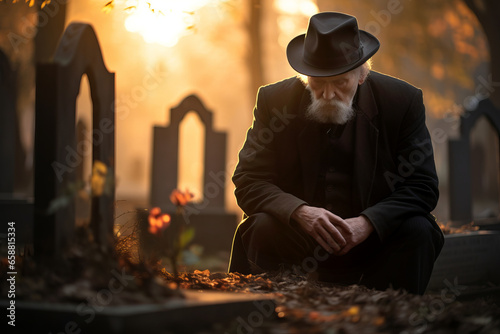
top-left (228, 213), bottom-right (444, 295)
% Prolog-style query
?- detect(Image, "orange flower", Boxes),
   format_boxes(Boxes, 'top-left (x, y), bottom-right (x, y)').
top-left (169, 189), bottom-right (194, 207)
top-left (148, 207), bottom-right (171, 234)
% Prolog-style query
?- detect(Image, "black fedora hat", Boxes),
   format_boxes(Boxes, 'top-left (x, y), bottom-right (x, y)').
top-left (287, 12), bottom-right (380, 77)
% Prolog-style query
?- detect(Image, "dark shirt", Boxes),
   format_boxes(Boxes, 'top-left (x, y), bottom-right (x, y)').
top-left (314, 116), bottom-right (356, 218)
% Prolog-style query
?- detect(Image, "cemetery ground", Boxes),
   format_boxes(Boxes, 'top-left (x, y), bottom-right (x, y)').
top-left (1, 222), bottom-right (500, 334)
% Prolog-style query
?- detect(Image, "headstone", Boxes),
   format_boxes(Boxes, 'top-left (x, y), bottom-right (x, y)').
top-left (429, 98), bottom-right (500, 291)
top-left (151, 95), bottom-right (228, 213)
top-left (150, 95), bottom-right (236, 254)
top-left (448, 98), bottom-right (500, 223)
top-left (0, 49), bottom-right (33, 246)
top-left (34, 22), bottom-right (115, 261)
top-left (0, 49), bottom-right (16, 194)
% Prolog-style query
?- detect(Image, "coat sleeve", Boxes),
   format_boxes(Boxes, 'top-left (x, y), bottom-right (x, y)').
top-left (232, 85), bottom-right (307, 224)
top-left (360, 89), bottom-right (440, 242)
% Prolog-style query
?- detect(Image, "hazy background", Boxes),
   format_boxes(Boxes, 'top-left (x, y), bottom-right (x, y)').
top-left (1, 0), bottom-right (496, 223)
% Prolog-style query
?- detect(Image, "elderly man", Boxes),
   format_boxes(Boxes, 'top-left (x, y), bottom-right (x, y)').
top-left (228, 12), bottom-right (444, 295)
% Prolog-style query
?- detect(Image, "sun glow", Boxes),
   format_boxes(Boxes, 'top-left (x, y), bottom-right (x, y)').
top-left (274, 0), bottom-right (318, 47)
top-left (274, 0), bottom-right (318, 16)
top-left (122, 0), bottom-right (224, 47)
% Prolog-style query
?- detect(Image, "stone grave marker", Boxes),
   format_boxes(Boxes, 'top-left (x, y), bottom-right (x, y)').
top-left (150, 94), bottom-right (237, 255)
top-left (34, 22), bottom-right (115, 261)
top-left (427, 230), bottom-right (500, 291)
top-left (2, 290), bottom-right (275, 333)
top-left (448, 98), bottom-right (500, 223)
top-left (428, 98), bottom-right (500, 291)
top-left (0, 49), bottom-right (33, 245)
top-left (0, 49), bottom-right (16, 195)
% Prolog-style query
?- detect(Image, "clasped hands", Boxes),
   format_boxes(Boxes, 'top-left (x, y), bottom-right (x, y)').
top-left (291, 205), bottom-right (374, 256)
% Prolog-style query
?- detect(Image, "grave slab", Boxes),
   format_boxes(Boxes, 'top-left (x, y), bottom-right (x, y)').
top-left (1, 290), bottom-right (275, 333)
top-left (427, 231), bottom-right (500, 291)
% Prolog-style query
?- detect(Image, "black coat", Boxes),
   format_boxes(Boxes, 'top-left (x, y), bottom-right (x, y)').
top-left (233, 71), bottom-right (442, 242)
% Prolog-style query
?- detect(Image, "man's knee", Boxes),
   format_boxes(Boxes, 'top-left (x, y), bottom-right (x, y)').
top-left (229, 213), bottom-right (279, 274)
top-left (394, 216), bottom-right (443, 251)
top-left (239, 212), bottom-right (282, 246)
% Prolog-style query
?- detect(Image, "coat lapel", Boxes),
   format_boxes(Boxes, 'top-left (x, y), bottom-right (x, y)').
top-left (352, 80), bottom-right (379, 212)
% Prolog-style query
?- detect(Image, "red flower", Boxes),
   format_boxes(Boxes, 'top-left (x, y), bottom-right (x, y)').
top-left (148, 207), bottom-right (171, 234)
top-left (169, 189), bottom-right (194, 207)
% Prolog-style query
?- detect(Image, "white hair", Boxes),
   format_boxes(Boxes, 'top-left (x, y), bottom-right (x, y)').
top-left (298, 59), bottom-right (373, 85)
top-left (359, 59), bottom-right (372, 83)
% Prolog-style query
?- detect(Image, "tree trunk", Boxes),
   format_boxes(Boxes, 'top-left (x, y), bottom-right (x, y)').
top-left (464, 0), bottom-right (500, 108)
top-left (248, 0), bottom-right (264, 95)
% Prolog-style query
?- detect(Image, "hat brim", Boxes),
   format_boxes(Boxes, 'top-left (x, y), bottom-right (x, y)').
top-left (286, 30), bottom-right (380, 77)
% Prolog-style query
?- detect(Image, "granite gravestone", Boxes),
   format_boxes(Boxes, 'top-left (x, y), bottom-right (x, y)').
top-left (0, 49), bottom-right (16, 195)
top-left (427, 99), bottom-right (500, 291)
top-left (428, 230), bottom-right (500, 290)
top-left (34, 22), bottom-right (115, 261)
top-left (0, 49), bottom-right (33, 245)
top-left (150, 95), bottom-right (236, 255)
top-left (448, 99), bottom-right (500, 223)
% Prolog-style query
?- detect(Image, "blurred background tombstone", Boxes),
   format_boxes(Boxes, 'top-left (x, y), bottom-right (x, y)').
top-left (0, 48), bottom-right (33, 246)
top-left (150, 94), bottom-right (236, 257)
top-left (34, 22), bottom-right (115, 263)
top-left (0, 49), bottom-right (16, 195)
top-left (470, 117), bottom-right (499, 220)
top-left (426, 0), bottom-right (500, 292)
top-left (448, 99), bottom-right (500, 224)
top-left (428, 98), bottom-right (500, 291)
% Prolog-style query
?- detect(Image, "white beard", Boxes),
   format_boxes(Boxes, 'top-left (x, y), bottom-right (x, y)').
top-left (305, 87), bottom-right (355, 124)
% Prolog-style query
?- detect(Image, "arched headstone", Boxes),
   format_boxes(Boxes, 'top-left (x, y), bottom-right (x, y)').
top-left (34, 23), bottom-right (115, 260)
top-left (150, 94), bottom-right (227, 213)
top-left (150, 95), bottom-right (236, 255)
top-left (448, 98), bottom-right (500, 222)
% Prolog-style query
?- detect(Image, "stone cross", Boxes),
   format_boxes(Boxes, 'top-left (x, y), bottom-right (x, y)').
top-left (34, 22), bottom-right (115, 261)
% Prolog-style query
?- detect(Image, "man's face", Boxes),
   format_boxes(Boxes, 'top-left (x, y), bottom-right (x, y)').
top-left (305, 68), bottom-right (363, 124)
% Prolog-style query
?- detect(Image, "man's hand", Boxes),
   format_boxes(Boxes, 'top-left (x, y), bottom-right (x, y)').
top-left (291, 205), bottom-right (347, 253)
top-left (291, 205), bottom-right (374, 255)
top-left (337, 215), bottom-right (374, 255)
